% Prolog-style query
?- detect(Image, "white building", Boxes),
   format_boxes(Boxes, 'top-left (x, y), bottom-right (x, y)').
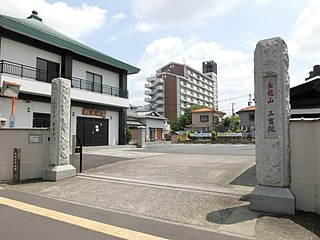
top-left (0, 11), bottom-right (139, 146)
top-left (127, 110), bottom-right (169, 142)
top-left (145, 61), bottom-right (218, 123)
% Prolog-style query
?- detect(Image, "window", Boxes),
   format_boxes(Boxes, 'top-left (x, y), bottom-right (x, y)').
top-left (249, 113), bottom-right (255, 121)
top-left (200, 115), bottom-right (209, 122)
top-left (36, 58), bottom-right (59, 83)
top-left (213, 116), bottom-right (218, 124)
top-left (85, 72), bottom-right (102, 92)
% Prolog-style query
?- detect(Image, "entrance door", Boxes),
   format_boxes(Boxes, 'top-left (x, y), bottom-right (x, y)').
top-left (76, 117), bottom-right (109, 146)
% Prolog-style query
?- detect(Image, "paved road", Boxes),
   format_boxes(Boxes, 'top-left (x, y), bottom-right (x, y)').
top-left (141, 143), bottom-right (256, 156)
top-left (0, 188), bottom-right (244, 240)
top-left (2, 144), bottom-right (319, 240)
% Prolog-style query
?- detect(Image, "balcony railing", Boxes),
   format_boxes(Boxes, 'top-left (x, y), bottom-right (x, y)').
top-left (0, 60), bottom-right (128, 98)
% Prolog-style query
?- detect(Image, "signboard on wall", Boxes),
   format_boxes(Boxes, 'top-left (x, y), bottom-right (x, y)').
top-left (83, 108), bottom-right (107, 119)
top-left (190, 133), bottom-right (212, 138)
top-left (0, 81), bottom-right (20, 98)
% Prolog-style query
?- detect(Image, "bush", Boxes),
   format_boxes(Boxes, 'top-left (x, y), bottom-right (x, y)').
top-left (126, 128), bottom-right (132, 143)
top-left (211, 130), bottom-right (217, 140)
top-left (186, 129), bottom-right (195, 139)
top-left (227, 129), bottom-right (232, 133)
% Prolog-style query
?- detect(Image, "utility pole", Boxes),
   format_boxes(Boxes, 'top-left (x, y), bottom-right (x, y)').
top-left (231, 102), bottom-right (235, 116)
top-left (248, 93), bottom-right (252, 106)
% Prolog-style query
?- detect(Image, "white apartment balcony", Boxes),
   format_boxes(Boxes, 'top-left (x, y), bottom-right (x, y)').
top-left (151, 85), bottom-right (164, 94)
top-left (150, 78), bottom-right (164, 87)
top-left (153, 99), bottom-right (164, 106)
top-left (144, 83), bottom-right (150, 88)
top-left (155, 107), bottom-right (164, 113)
top-left (145, 97), bottom-right (152, 102)
top-left (144, 90), bottom-right (151, 95)
top-left (151, 93), bottom-right (164, 102)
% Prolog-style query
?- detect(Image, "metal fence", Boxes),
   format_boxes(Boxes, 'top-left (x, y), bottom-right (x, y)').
top-left (0, 60), bottom-right (128, 98)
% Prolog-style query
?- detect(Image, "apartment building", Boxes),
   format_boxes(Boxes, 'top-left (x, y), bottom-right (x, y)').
top-left (0, 11), bottom-right (139, 146)
top-left (145, 61), bottom-right (218, 122)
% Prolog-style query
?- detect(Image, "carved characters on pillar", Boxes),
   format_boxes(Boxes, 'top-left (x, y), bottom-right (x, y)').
top-left (264, 76), bottom-right (278, 139)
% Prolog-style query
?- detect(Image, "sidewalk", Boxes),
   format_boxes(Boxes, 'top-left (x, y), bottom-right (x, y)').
top-left (4, 144), bottom-right (320, 239)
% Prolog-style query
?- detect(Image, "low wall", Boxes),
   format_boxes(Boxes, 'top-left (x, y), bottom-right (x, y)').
top-left (0, 128), bottom-right (50, 181)
top-left (290, 119), bottom-right (320, 214)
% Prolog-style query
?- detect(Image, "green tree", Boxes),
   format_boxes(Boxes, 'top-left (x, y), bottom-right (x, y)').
top-left (229, 115), bottom-right (240, 132)
top-left (170, 105), bottom-right (203, 131)
top-left (170, 117), bottom-right (181, 131)
top-left (211, 130), bottom-right (217, 140)
top-left (126, 128), bottom-right (132, 143)
top-left (221, 115), bottom-right (240, 132)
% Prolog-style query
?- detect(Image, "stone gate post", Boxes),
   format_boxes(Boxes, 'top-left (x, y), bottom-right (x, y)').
top-left (43, 78), bottom-right (76, 181)
top-left (250, 37), bottom-right (295, 215)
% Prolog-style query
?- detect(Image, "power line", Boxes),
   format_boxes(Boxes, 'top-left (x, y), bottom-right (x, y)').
top-left (218, 94), bottom-right (248, 103)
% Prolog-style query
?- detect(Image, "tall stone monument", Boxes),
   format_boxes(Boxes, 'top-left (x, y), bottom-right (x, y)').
top-left (250, 37), bottom-right (295, 215)
top-left (43, 78), bottom-right (76, 181)
top-left (137, 126), bottom-right (146, 148)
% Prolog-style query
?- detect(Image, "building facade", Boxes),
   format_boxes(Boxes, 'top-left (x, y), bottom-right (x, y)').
top-left (127, 110), bottom-right (169, 142)
top-left (191, 107), bottom-right (225, 132)
top-left (0, 11), bottom-right (139, 146)
top-left (236, 105), bottom-right (256, 138)
top-left (145, 61), bottom-right (218, 122)
top-left (290, 75), bottom-right (320, 118)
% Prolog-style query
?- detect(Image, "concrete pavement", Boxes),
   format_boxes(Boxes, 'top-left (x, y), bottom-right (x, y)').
top-left (2, 144), bottom-right (319, 239)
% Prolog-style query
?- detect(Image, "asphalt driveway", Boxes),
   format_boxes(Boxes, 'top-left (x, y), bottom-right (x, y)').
top-left (5, 143), bottom-right (320, 239)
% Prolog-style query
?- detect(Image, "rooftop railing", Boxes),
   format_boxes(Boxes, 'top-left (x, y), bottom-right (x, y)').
top-left (0, 60), bottom-right (128, 98)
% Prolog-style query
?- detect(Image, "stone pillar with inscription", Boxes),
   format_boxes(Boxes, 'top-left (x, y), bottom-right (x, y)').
top-left (43, 78), bottom-right (76, 181)
top-left (250, 37), bottom-right (295, 215)
top-left (137, 126), bottom-right (146, 148)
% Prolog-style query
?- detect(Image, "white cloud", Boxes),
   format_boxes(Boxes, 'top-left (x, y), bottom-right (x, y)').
top-left (128, 36), bottom-right (253, 114)
top-left (0, 0), bottom-right (107, 41)
top-left (132, 0), bottom-right (241, 26)
top-left (253, 0), bottom-right (271, 4)
top-left (289, 0), bottom-right (320, 61)
top-left (134, 22), bottom-right (159, 33)
top-left (105, 35), bottom-right (116, 43)
top-left (110, 12), bottom-right (126, 25)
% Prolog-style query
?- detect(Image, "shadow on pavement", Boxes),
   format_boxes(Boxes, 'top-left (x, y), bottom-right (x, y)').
top-left (206, 204), bottom-right (320, 237)
top-left (290, 211), bottom-right (320, 237)
top-left (206, 205), bottom-right (261, 224)
top-left (73, 154), bottom-right (132, 173)
top-left (230, 165), bottom-right (257, 187)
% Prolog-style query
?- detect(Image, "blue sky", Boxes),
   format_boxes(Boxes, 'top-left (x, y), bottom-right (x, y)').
top-left (0, 0), bottom-right (318, 115)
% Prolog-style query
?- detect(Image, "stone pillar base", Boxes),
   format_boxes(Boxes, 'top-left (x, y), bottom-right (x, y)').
top-left (137, 143), bottom-right (147, 148)
top-left (250, 185), bottom-right (295, 215)
top-left (43, 164), bottom-right (76, 181)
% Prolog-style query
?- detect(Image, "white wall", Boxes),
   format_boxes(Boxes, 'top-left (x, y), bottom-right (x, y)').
top-left (1, 38), bottom-right (61, 69)
top-left (0, 129), bottom-right (50, 181)
top-left (71, 88), bottom-right (129, 108)
top-left (109, 111), bottom-right (119, 145)
top-left (73, 60), bottom-right (119, 88)
top-left (140, 118), bottom-right (165, 140)
top-left (290, 119), bottom-right (320, 214)
top-left (0, 97), bottom-right (50, 128)
top-left (0, 98), bottom-right (119, 146)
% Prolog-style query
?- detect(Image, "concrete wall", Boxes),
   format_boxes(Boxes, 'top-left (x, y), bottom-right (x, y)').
top-left (290, 119), bottom-right (320, 214)
top-left (0, 128), bottom-right (50, 181)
